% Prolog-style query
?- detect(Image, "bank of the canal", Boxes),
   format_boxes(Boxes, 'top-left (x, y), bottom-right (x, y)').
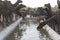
top-left (6, 20), bottom-right (53, 40)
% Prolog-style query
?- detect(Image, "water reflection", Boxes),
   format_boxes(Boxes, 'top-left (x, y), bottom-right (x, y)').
top-left (20, 22), bottom-right (52, 40)
top-left (21, 23), bottom-right (40, 40)
top-left (6, 18), bottom-right (52, 40)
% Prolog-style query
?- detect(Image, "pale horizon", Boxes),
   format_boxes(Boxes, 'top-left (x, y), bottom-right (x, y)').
top-left (10, 0), bottom-right (57, 8)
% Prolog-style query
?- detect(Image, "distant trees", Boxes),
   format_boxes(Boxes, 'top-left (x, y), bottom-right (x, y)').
top-left (37, 0), bottom-right (60, 34)
top-left (0, 0), bottom-right (26, 26)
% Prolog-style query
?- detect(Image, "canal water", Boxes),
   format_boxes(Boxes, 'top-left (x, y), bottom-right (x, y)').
top-left (6, 18), bottom-right (52, 40)
top-left (20, 22), bottom-right (52, 40)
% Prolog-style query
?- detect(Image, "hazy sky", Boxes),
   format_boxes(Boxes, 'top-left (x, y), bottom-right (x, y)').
top-left (10, 0), bottom-right (57, 8)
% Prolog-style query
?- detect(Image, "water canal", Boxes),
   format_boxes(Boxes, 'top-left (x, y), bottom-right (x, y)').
top-left (6, 19), bottom-right (52, 40)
